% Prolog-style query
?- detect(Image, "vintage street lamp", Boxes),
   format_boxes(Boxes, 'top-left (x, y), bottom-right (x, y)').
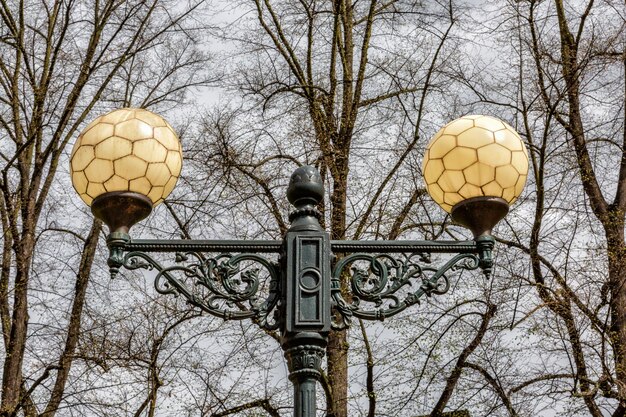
top-left (69, 109), bottom-right (528, 417)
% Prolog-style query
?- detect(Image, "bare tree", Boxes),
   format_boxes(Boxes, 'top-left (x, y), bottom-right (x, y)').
top-left (186, 1), bottom-right (523, 415)
top-left (0, 0), bottom-right (212, 415)
top-left (451, 0), bottom-right (626, 415)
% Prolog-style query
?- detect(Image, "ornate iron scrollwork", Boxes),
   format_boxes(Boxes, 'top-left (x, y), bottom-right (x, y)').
top-left (110, 237), bottom-right (490, 332)
top-left (119, 250), bottom-right (281, 330)
top-left (330, 252), bottom-right (481, 329)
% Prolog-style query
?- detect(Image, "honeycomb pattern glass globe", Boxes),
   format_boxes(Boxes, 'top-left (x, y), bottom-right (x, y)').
top-left (422, 115), bottom-right (528, 213)
top-left (70, 108), bottom-right (182, 206)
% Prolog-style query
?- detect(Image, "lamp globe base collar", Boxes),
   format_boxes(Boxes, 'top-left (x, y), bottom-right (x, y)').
top-left (91, 191), bottom-right (153, 235)
top-left (450, 196), bottom-right (509, 238)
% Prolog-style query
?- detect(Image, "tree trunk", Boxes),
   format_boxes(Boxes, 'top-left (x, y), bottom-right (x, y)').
top-left (42, 219), bottom-right (101, 417)
top-left (326, 329), bottom-right (349, 417)
top-left (326, 155), bottom-right (350, 417)
top-left (1, 233), bottom-right (34, 414)
top-left (607, 220), bottom-right (626, 403)
top-left (552, 0), bottom-right (626, 409)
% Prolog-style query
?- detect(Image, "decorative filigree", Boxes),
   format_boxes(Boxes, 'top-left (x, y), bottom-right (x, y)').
top-left (330, 252), bottom-right (480, 329)
top-left (119, 250), bottom-right (281, 330)
top-left (110, 235), bottom-right (491, 332)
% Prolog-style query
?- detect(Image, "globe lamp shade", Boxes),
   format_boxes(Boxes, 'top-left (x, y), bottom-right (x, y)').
top-left (422, 115), bottom-right (529, 237)
top-left (70, 108), bottom-right (182, 233)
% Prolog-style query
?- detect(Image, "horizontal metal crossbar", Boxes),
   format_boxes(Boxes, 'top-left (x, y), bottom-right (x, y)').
top-left (127, 239), bottom-right (282, 253)
top-left (126, 239), bottom-right (477, 254)
top-left (330, 240), bottom-right (477, 253)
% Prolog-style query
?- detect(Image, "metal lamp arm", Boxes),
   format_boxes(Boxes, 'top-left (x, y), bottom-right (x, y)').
top-left (330, 251), bottom-right (482, 329)
top-left (108, 242), bottom-right (283, 329)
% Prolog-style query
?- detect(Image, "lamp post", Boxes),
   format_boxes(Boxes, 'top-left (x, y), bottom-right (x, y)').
top-left (70, 109), bottom-right (528, 417)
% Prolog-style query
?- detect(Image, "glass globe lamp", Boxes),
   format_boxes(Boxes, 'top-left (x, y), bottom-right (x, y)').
top-left (70, 108), bottom-right (182, 234)
top-left (422, 115), bottom-right (529, 237)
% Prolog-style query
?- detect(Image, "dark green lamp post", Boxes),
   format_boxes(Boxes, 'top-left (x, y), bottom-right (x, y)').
top-left (70, 110), bottom-right (528, 416)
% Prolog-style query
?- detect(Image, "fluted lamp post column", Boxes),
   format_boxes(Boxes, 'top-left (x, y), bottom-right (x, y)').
top-left (70, 110), bottom-right (528, 416)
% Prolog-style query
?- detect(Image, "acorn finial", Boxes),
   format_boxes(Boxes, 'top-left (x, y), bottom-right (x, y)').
top-left (287, 165), bottom-right (324, 208)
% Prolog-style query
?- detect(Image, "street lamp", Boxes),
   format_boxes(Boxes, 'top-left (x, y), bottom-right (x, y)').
top-left (70, 109), bottom-right (528, 417)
